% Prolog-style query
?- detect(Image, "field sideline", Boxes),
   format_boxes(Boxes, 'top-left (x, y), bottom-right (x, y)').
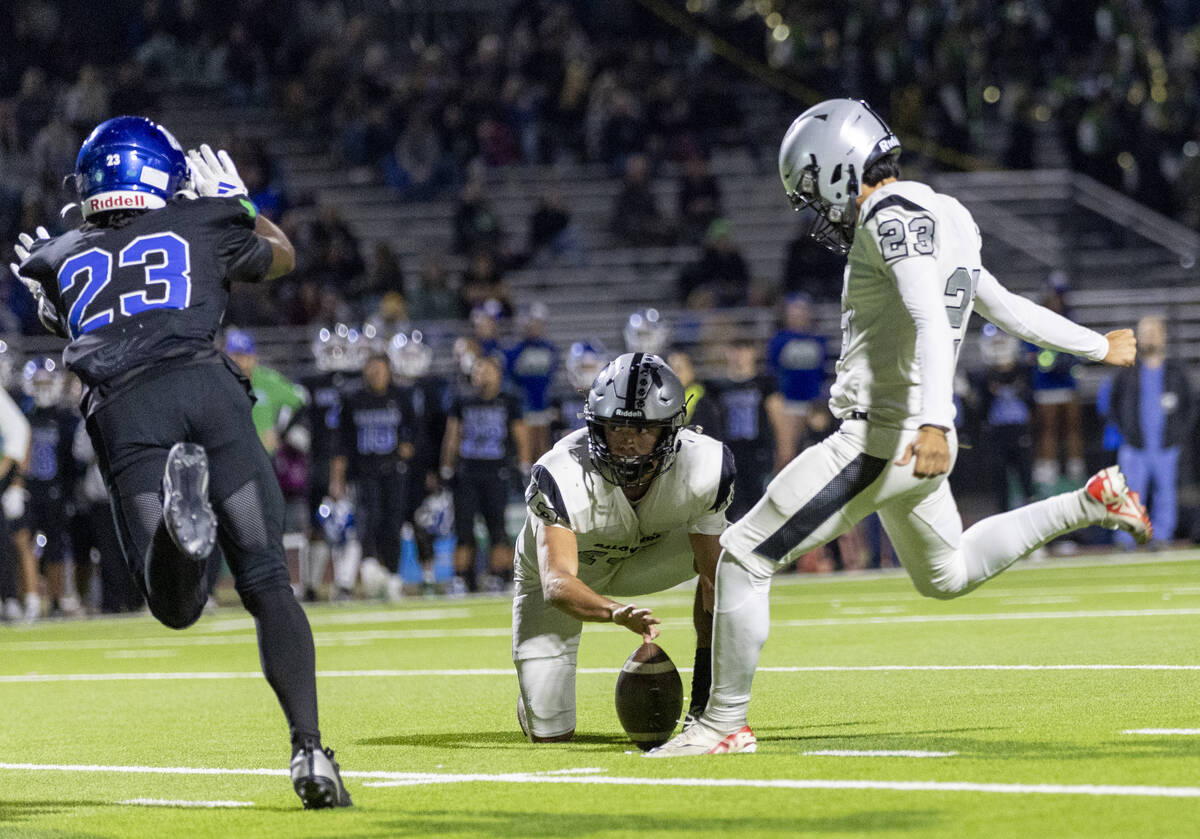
top-left (3, 550), bottom-right (1200, 838)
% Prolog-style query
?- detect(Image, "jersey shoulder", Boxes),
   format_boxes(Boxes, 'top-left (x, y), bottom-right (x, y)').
top-left (525, 429), bottom-right (591, 528)
top-left (159, 195), bottom-right (259, 230)
top-left (671, 428), bottom-right (735, 514)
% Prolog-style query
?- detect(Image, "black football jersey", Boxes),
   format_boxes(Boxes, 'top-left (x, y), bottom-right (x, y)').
top-left (339, 384), bottom-right (418, 475)
top-left (20, 196), bottom-right (272, 393)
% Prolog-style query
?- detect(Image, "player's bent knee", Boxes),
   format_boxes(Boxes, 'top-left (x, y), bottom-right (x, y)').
top-left (149, 601), bottom-right (204, 630)
top-left (909, 572), bottom-right (968, 600)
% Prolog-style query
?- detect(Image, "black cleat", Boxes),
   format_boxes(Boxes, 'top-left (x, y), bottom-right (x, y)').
top-left (291, 742), bottom-right (353, 809)
top-left (162, 443), bottom-right (217, 561)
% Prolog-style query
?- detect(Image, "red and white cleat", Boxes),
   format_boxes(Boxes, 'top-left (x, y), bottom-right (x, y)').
top-left (1085, 466), bottom-right (1151, 545)
top-left (644, 722), bottom-right (757, 757)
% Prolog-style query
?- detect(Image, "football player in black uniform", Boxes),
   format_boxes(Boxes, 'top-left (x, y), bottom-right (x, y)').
top-left (10, 117), bottom-right (351, 809)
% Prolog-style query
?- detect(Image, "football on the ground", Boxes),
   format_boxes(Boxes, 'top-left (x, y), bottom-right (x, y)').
top-left (614, 642), bottom-right (684, 750)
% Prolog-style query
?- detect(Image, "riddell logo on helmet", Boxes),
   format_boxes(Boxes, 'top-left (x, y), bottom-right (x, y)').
top-left (613, 408), bottom-right (645, 418)
top-left (86, 193), bottom-right (148, 212)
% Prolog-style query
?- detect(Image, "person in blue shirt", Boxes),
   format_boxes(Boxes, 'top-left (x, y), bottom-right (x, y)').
top-left (1108, 315), bottom-right (1193, 547)
top-left (507, 303), bottom-right (558, 461)
top-left (765, 293), bottom-right (827, 470)
top-left (1029, 276), bottom-right (1086, 489)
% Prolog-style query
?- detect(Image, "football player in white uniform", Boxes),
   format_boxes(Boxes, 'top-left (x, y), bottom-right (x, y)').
top-left (649, 98), bottom-right (1149, 757)
top-left (514, 352), bottom-right (735, 742)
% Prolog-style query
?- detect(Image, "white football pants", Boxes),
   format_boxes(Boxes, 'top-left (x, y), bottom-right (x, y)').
top-left (704, 418), bottom-right (1102, 731)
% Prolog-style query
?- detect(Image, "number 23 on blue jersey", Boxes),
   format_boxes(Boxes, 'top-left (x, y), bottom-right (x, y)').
top-left (56, 232), bottom-right (192, 338)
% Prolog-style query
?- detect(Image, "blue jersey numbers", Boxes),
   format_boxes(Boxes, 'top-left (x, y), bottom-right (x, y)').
top-left (57, 232), bottom-right (192, 337)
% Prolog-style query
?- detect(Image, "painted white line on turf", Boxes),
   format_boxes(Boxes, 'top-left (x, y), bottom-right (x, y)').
top-left (776, 607), bottom-right (1200, 627)
top-left (5, 762), bottom-right (1200, 799)
top-left (198, 608), bottom-right (472, 633)
top-left (1123, 729), bottom-right (1200, 735)
top-left (121, 798), bottom-right (254, 808)
top-left (4, 663), bottom-right (1200, 683)
top-left (804, 750), bottom-right (957, 758)
top-left (358, 772), bottom-right (1200, 799)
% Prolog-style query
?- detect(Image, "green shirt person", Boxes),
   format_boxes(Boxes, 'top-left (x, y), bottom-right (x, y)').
top-left (225, 328), bottom-right (306, 454)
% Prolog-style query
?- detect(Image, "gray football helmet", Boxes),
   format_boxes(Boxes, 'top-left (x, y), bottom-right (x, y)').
top-left (584, 352), bottom-right (686, 488)
top-left (779, 98), bottom-right (900, 254)
top-left (623, 308), bottom-right (669, 355)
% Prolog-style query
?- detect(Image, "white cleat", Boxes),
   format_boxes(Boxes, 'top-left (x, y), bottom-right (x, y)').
top-left (1085, 466), bottom-right (1151, 545)
top-left (644, 721), bottom-right (756, 757)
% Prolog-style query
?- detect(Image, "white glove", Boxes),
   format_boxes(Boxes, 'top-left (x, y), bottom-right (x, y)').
top-left (186, 144), bottom-right (248, 198)
top-left (10, 226), bottom-right (63, 336)
top-left (2, 486), bottom-right (27, 520)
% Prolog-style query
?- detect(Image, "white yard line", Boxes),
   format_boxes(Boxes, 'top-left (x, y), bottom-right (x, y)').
top-left (803, 750), bottom-right (957, 758)
top-left (3, 761), bottom-right (1200, 799)
top-left (120, 798), bottom-right (254, 808)
top-left (775, 607), bottom-right (1200, 627)
top-left (1123, 729), bottom-right (1200, 735)
top-left (3, 663), bottom-right (1199, 683)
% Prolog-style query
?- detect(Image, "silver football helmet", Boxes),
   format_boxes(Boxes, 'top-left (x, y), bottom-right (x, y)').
top-left (312, 323), bottom-right (368, 372)
top-left (779, 98), bottom-right (900, 254)
top-left (387, 330), bottom-right (433, 379)
top-left (23, 356), bottom-right (64, 409)
top-left (584, 352), bottom-right (685, 488)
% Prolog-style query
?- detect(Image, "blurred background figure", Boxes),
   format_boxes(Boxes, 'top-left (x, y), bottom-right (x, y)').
top-left (1108, 315), bottom-right (1193, 547)
top-left (441, 354), bottom-right (528, 595)
top-left (973, 325), bottom-right (1036, 513)
top-left (623, 308), bottom-right (669, 355)
top-left (551, 341), bottom-right (607, 441)
top-left (1029, 275), bottom-right (1087, 493)
top-left (666, 348), bottom-right (719, 432)
top-left (507, 303), bottom-right (558, 462)
top-left (765, 293), bottom-right (827, 470)
top-left (707, 340), bottom-right (783, 520)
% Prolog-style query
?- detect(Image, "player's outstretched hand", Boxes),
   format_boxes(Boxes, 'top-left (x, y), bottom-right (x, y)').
top-left (1102, 329), bottom-right (1137, 367)
top-left (895, 425), bottom-right (951, 478)
top-left (10, 226), bottom-right (62, 334)
top-left (611, 603), bottom-right (661, 642)
top-left (186, 144), bottom-right (248, 198)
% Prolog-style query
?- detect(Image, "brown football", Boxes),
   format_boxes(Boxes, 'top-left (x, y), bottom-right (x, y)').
top-left (614, 642), bottom-right (684, 750)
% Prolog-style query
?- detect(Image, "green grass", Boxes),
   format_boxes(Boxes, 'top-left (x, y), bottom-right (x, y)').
top-left (4, 550), bottom-right (1200, 838)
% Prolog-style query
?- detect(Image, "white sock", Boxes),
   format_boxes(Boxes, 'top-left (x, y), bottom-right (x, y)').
top-left (961, 489), bottom-right (1093, 587)
top-left (702, 551), bottom-right (773, 732)
top-left (334, 539), bottom-right (362, 590)
top-left (308, 541), bottom-right (331, 591)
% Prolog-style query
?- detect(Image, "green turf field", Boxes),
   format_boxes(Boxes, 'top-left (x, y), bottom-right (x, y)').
top-left (3, 551), bottom-right (1200, 838)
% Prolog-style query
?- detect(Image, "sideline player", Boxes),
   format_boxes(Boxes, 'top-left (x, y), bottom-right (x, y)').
top-left (10, 117), bottom-right (351, 806)
top-left (514, 352), bottom-right (735, 741)
top-left (649, 98), bottom-right (1149, 757)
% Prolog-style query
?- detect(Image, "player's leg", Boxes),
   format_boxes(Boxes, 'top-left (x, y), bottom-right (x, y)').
top-left (190, 367), bottom-right (349, 808)
top-left (1151, 447), bottom-right (1179, 544)
top-left (481, 466), bottom-right (513, 588)
top-left (512, 581), bottom-right (584, 741)
top-left (451, 473), bottom-right (480, 592)
top-left (651, 424), bottom-right (885, 755)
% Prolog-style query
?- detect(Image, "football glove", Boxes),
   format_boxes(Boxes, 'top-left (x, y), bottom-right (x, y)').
top-left (10, 227), bottom-right (65, 337)
top-left (186, 144), bottom-right (248, 198)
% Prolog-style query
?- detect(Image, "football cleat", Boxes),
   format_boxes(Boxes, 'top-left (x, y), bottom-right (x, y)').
top-left (1085, 466), bottom-right (1151, 545)
top-left (643, 721), bottom-right (756, 757)
top-left (291, 742), bottom-right (353, 809)
top-left (162, 443), bottom-right (217, 561)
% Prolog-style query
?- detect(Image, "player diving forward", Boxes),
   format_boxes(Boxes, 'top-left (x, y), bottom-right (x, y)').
top-left (514, 352), bottom-right (735, 741)
top-left (649, 98), bottom-right (1150, 756)
top-left (10, 117), bottom-right (352, 806)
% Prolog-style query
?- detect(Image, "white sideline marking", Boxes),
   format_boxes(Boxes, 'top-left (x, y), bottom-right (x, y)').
top-left (198, 608), bottom-right (471, 633)
top-left (6, 606), bottom-right (1200, 655)
top-left (3, 663), bottom-right (1200, 683)
top-left (4, 762), bottom-right (1200, 799)
top-left (1123, 729), bottom-right (1200, 735)
top-left (121, 798), bottom-right (254, 808)
top-left (804, 750), bottom-right (957, 758)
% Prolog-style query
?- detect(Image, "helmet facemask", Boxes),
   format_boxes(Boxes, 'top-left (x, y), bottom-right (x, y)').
top-left (584, 416), bottom-right (683, 489)
top-left (787, 160), bottom-right (859, 255)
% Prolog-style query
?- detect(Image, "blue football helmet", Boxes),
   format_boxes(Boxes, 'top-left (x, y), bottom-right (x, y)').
top-left (75, 116), bottom-right (189, 219)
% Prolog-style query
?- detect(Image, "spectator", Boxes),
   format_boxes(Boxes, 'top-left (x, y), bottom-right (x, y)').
top-left (781, 209), bottom-right (847, 302)
top-left (459, 252), bottom-right (511, 318)
top-left (678, 219), bottom-right (750, 308)
top-left (972, 326), bottom-right (1036, 513)
top-left (765, 293), bottom-right (828, 470)
top-left (677, 155), bottom-right (723, 243)
top-left (1030, 275), bottom-right (1087, 491)
top-left (407, 255), bottom-right (461, 322)
top-left (506, 303), bottom-right (558, 461)
top-left (610, 154), bottom-right (675, 247)
top-left (225, 329), bottom-right (306, 456)
top-left (525, 189), bottom-right (585, 266)
top-left (667, 347), bottom-right (720, 432)
top-left (1109, 315), bottom-right (1193, 547)
top-left (453, 176), bottom-right (504, 257)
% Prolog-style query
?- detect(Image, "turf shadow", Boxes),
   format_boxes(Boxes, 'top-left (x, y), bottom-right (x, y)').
top-left (372, 808), bottom-right (942, 837)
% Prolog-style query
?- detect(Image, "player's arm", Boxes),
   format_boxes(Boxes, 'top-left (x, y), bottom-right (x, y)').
top-left (0, 389), bottom-right (29, 482)
top-left (255, 214), bottom-right (295, 280)
top-left (974, 268), bottom-right (1132, 366)
top-left (688, 532), bottom-right (719, 633)
top-left (891, 257), bottom-right (954, 477)
top-left (439, 416), bottom-right (461, 480)
top-left (537, 522), bottom-right (660, 640)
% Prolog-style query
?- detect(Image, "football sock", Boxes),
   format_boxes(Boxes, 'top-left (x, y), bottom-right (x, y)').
top-left (702, 551), bottom-right (772, 731)
top-left (242, 586), bottom-right (321, 750)
top-left (960, 488), bottom-right (1093, 587)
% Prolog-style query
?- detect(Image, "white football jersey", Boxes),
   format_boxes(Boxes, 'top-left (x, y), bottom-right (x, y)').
top-left (516, 427), bottom-right (733, 589)
top-left (830, 180), bottom-right (983, 428)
